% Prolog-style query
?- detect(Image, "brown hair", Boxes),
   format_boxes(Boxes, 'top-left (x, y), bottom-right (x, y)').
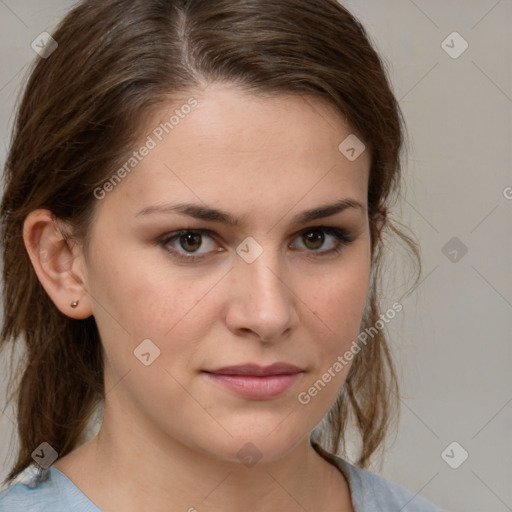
top-left (0, 0), bottom-right (420, 485)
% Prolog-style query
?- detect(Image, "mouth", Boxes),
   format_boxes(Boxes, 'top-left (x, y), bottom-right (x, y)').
top-left (202, 363), bottom-right (304, 400)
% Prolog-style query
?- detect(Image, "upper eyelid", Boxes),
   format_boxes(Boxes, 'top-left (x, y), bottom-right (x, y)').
top-left (161, 225), bottom-right (350, 249)
top-left (159, 226), bottom-right (354, 263)
top-left (163, 225), bottom-right (346, 239)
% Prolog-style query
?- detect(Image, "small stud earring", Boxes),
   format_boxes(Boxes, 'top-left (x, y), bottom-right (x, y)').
top-left (70, 300), bottom-right (79, 308)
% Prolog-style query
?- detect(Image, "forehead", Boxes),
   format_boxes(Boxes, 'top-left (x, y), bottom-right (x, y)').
top-left (94, 83), bottom-right (370, 224)
top-left (165, 83), bottom-right (366, 161)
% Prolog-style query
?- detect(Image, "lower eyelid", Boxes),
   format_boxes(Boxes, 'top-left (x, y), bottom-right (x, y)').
top-left (162, 230), bottom-right (217, 254)
top-left (293, 231), bottom-right (345, 249)
top-left (160, 227), bottom-right (354, 260)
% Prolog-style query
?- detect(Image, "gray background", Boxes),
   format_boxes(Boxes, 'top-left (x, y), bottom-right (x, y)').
top-left (0, 1), bottom-right (511, 511)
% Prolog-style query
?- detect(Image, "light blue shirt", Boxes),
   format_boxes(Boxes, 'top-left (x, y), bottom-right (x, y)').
top-left (0, 443), bottom-right (444, 511)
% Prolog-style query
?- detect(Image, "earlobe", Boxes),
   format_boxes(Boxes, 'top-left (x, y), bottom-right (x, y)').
top-left (22, 209), bottom-right (93, 319)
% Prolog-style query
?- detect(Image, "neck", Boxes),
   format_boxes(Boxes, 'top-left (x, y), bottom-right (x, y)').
top-left (55, 399), bottom-right (353, 512)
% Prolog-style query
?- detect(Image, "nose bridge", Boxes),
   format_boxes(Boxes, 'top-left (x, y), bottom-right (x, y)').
top-left (242, 242), bottom-right (288, 306)
top-left (230, 236), bottom-right (297, 339)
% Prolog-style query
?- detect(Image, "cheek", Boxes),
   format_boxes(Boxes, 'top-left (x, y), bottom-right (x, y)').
top-left (87, 245), bottom-right (223, 370)
top-left (86, 251), bottom-right (217, 414)
top-left (303, 251), bottom-right (371, 341)
top-left (293, 259), bottom-right (370, 415)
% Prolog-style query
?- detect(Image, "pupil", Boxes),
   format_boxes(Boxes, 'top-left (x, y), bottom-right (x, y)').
top-left (181, 233), bottom-right (201, 252)
top-left (305, 230), bottom-right (323, 250)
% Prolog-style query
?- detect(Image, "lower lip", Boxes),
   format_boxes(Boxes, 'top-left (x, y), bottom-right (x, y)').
top-left (203, 372), bottom-right (302, 400)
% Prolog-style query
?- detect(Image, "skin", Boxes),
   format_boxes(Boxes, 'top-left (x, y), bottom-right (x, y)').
top-left (23, 83), bottom-right (374, 512)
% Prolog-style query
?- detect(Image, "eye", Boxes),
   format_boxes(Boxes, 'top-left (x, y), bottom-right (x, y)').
top-left (291, 227), bottom-right (355, 257)
top-left (159, 229), bottom-right (221, 262)
top-left (159, 226), bottom-right (355, 263)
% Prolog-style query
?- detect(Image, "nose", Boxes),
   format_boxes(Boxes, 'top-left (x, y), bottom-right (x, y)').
top-left (224, 245), bottom-right (299, 343)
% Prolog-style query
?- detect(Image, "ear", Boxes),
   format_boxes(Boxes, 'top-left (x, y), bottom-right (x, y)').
top-left (23, 209), bottom-right (93, 319)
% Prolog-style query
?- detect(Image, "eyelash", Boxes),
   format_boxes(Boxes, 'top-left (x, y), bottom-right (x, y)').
top-left (158, 226), bottom-right (355, 263)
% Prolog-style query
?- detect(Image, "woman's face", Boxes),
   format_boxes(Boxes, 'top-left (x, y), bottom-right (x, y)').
top-left (82, 83), bottom-right (372, 463)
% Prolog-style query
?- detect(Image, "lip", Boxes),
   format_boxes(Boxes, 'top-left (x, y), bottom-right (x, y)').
top-left (202, 363), bottom-right (304, 399)
top-left (206, 363), bottom-right (303, 376)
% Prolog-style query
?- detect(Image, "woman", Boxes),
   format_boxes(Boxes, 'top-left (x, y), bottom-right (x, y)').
top-left (0, 0), bottom-right (444, 510)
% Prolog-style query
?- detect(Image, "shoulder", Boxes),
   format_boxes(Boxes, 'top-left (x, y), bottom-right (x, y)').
top-left (0, 465), bottom-right (59, 512)
top-left (341, 461), bottom-right (444, 512)
top-left (0, 464), bottom-right (97, 512)
top-left (312, 442), bottom-right (445, 512)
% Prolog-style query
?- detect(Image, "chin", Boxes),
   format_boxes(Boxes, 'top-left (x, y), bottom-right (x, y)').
top-left (195, 424), bottom-right (308, 466)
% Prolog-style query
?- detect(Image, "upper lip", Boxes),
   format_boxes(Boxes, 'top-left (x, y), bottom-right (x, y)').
top-left (204, 363), bottom-right (303, 376)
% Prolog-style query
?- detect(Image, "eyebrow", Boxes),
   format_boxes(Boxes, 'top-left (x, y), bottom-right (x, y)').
top-left (135, 198), bottom-right (365, 227)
